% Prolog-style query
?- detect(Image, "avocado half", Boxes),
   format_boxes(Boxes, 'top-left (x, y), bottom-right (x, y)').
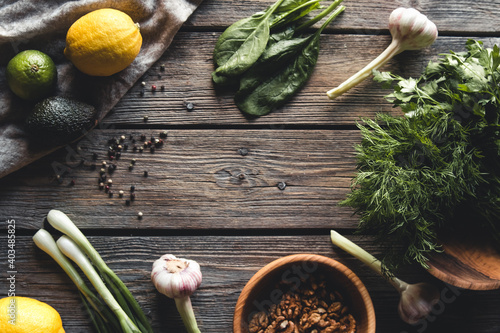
top-left (25, 96), bottom-right (97, 146)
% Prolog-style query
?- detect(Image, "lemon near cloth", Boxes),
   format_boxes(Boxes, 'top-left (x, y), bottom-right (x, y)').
top-left (6, 50), bottom-right (57, 101)
top-left (64, 8), bottom-right (142, 76)
top-left (0, 296), bottom-right (65, 333)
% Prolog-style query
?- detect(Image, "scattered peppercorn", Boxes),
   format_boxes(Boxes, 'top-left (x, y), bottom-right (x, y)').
top-left (143, 115), bottom-right (149, 122)
top-left (160, 131), bottom-right (168, 138)
top-left (130, 185), bottom-right (136, 192)
top-left (185, 102), bottom-right (194, 111)
top-left (160, 64), bottom-right (165, 71)
top-left (130, 192), bottom-right (136, 201)
top-left (108, 190), bottom-right (113, 197)
top-left (125, 199), bottom-right (131, 206)
top-left (70, 179), bottom-right (76, 186)
top-left (277, 182), bottom-right (287, 190)
top-left (160, 85), bottom-right (165, 91)
top-left (143, 171), bottom-right (148, 177)
top-left (238, 147), bottom-right (249, 156)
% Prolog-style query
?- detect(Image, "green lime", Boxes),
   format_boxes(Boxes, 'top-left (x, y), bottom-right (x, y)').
top-left (6, 50), bottom-right (57, 101)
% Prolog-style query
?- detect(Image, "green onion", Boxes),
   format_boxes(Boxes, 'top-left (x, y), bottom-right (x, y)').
top-left (56, 235), bottom-right (142, 333)
top-left (45, 209), bottom-right (153, 333)
top-left (33, 229), bottom-right (120, 331)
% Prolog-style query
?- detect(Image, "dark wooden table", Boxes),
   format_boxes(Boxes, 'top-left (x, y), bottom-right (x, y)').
top-left (2, 0), bottom-right (500, 332)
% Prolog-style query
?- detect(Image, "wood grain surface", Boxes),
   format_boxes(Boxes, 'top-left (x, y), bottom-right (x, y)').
top-left (2, 0), bottom-right (500, 332)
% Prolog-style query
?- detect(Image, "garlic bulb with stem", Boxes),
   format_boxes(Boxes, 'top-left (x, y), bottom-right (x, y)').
top-left (330, 230), bottom-right (440, 324)
top-left (326, 7), bottom-right (438, 99)
top-left (151, 254), bottom-right (203, 333)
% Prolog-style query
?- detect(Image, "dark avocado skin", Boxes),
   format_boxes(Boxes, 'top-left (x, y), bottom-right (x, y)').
top-left (25, 96), bottom-right (97, 146)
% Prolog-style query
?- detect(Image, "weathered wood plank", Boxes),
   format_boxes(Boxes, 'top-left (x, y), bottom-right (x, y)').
top-left (0, 129), bottom-right (360, 231)
top-left (186, 0), bottom-right (500, 34)
top-left (1, 235), bottom-right (499, 333)
top-left (105, 35), bottom-right (500, 126)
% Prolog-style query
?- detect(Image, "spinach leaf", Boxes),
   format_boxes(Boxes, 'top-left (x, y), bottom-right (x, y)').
top-left (212, 0), bottom-right (286, 78)
top-left (235, 4), bottom-right (345, 116)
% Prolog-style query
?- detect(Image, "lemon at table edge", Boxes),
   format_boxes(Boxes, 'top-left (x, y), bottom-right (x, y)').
top-left (0, 296), bottom-right (65, 333)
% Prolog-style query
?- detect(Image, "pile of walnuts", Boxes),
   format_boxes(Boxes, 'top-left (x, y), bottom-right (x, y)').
top-left (248, 273), bottom-right (356, 333)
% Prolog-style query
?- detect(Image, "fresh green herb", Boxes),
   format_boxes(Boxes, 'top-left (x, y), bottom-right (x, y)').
top-left (212, 0), bottom-right (321, 86)
top-left (212, 0), bottom-right (345, 116)
top-left (341, 40), bottom-right (500, 271)
top-left (235, 1), bottom-right (344, 116)
top-left (212, 0), bottom-right (288, 80)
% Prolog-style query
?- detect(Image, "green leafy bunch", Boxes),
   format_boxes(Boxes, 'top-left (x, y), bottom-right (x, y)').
top-left (341, 40), bottom-right (500, 271)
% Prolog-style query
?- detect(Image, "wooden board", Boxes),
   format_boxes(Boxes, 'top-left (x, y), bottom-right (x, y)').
top-left (1, 235), bottom-right (500, 333)
top-left (0, 129), bottom-right (359, 230)
top-left (2, 0), bottom-right (500, 331)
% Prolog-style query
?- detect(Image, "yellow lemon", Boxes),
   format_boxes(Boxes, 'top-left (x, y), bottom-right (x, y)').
top-left (64, 8), bottom-right (142, 76)
top-left (0, 296), bottom-right (65, 333)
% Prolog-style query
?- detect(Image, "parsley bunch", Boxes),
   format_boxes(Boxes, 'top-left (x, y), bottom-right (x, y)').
top-left (341, 40), bottom-right (500, 271)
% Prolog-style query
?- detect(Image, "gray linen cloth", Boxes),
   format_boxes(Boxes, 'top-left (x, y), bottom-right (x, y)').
top-left (0, 0), bottom-right (203, 178)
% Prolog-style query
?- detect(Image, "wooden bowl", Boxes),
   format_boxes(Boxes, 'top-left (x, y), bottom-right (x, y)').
top-left (233, 253), bottom-right (376, 333)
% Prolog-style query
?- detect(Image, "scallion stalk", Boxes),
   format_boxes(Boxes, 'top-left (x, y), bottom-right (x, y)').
top-left (33, 229), bottom-right (121, 331)
top-left (46, 209), bottom-right (153, 333)
top-left (56, 235), bottom-right (142, 333)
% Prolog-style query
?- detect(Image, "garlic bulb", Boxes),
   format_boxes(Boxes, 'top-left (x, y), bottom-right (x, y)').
top-left (152, 254), bottom-right (202, 298)
top-left (326, 7), bottom-right (438, 99)
top-left (151, 254), bottom-right (202, 333)
top-left (389, 7), bottom-right (438, 50)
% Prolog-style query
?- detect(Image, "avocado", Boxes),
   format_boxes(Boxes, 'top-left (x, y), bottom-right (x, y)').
top-left (25, 96), bottom-right (97, 145)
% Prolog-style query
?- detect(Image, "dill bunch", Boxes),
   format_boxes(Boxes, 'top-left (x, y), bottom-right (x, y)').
top-left (341, 40), bottom-right (500, 271)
